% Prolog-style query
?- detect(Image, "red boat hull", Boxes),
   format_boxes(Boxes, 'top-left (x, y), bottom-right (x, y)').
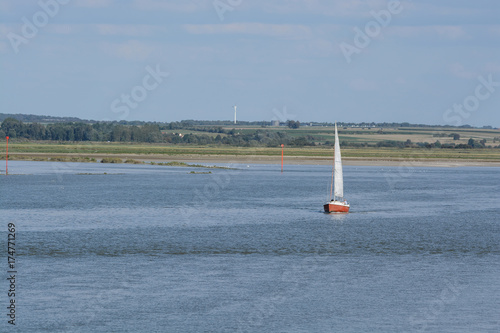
top-left (324, 202), bottom-right (350, 213)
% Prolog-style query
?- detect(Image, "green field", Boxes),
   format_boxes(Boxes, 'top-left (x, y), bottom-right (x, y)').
top-left (1, 143), bottom-right (499, 162)
top-left (221, 125), bottom-right (500, 146)
top-left (1, 125), bottom-right (499, 162)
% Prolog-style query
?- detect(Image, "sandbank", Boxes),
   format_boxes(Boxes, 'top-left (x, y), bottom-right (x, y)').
top-left (5, 152), bottom-right (500, 167)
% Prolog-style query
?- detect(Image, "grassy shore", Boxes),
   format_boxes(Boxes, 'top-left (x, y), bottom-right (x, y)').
top-left (0, 141), bottom-right (499, 167)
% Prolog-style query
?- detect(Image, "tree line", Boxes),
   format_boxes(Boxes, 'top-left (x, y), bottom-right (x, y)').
top-left (1, 118), bottom-right (498, 149)
top-left (0, 118), bottom-right (314, 147)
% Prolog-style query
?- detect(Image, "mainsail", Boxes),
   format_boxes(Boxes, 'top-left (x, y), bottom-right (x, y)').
top-left (333, 123), bottom-right (344, 199)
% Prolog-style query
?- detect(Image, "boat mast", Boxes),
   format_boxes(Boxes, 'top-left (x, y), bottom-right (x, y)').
top-left (330, 158), bottom-right (334, 200)
top-left (329, 122), bottom-right (336, 201)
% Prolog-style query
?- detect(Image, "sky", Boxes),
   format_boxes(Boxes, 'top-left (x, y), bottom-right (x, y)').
top-left (1, 0), bottom-right (499, 127)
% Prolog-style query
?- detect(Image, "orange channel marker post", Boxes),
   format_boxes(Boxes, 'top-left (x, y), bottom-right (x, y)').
top-left (6, 136), bottom-right (9, 175)
top-left (281, 144), bottom-right (284, 173)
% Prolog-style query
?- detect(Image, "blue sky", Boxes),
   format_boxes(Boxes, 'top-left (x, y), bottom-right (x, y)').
top-left (1, 0), bottom-right (499, 126)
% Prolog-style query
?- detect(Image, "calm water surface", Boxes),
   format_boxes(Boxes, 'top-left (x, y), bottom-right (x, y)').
top-left (1, 161), bottom-right (499, 332)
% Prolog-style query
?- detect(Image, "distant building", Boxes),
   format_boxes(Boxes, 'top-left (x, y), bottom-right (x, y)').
top-left (271, 120), bottom-right (280, 127)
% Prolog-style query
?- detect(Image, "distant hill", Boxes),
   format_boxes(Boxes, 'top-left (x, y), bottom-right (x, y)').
top-left (0, 113), bottom-right (88, 123)
top-left (0, 113), bottom-right (497, 129)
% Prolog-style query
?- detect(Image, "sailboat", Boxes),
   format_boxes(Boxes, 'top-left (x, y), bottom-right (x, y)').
top-left (324, 122), bottom-right (350, 213)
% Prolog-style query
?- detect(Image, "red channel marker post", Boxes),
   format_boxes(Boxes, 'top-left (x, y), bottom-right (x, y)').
top-left (281, 144), bottom-right (284, 173)
top-left (6, 136), bottom-right (9, 175)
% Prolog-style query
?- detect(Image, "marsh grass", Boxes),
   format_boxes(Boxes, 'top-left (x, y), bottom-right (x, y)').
top-left (0, 155), bottom-right (96, 162)
top-left (124, 159), bottom-right (144, 164)
top-left (76, 173), bottom-right (124, 175)
top-left (100, 157), bottom-right (123, 163)
top-left (150, 161), bottom-right (233, 169)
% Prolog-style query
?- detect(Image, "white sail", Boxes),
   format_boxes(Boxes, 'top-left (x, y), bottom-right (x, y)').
top-left (333, 123), bottom-right (343, 199)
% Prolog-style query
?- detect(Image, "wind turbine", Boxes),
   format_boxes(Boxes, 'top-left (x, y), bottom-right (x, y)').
top-left (233, 105), bottom-right (237, 124)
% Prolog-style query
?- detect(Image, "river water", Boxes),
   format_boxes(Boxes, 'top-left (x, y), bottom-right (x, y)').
top-left (1, 161), bottom-right (499, 332)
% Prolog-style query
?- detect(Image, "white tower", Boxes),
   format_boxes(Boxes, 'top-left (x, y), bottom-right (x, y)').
top-left (233, 105), bottom-right (237, 124)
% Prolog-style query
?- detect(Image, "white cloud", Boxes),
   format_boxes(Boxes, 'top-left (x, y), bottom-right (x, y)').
top-left (449, 63), bottom-right (478, 79)
top-left (349, 78), bottom-right (378, 91)
top-left (394, 77), bottom-right (406, 85)
top-left (74, 0), bottom-right (114, 8)
top-left (259, 0), bottom-right (388, 17)
top-left (4, 23), bottom-right (166, 38)
top-left (100, 40), bottom-right (156, 61)
top-left (46, 24), bottom-right (78, 35)
top-left (490, 26), bottom-right (500, 36)
top-left (434, 26), bottom-right (466, 40)
top-left (183, 23), bottom-right (313, 40)
top-left (132, 0), bottom-right (209, 12)
top-left (387, 25), bottom-right (468, 40)
top-left (484, 63), bottom-right (500, 74)
top-left (0, 24), bottom-right (13, 37)
top-left (95, 24), bottom-right (167, 37)
top-left (0, 40), bottom-right (8, 54)
top-left (0, 1), bottom-right (10, 11)
top-left (407, 2), bottom-right (489, 20)
top-left (305, 38), bottom-right (336, 57)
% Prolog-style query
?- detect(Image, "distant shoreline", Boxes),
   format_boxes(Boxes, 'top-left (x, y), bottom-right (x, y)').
top-left (3, 152), bottom-right (500, 167)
